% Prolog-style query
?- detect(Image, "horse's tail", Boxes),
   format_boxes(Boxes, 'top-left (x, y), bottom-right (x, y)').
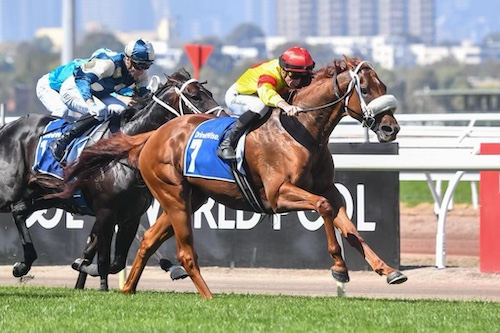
top-left (48, 131), bottom-right (154, 199)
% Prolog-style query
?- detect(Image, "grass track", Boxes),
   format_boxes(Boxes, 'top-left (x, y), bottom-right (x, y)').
top-left (400, 180), bottom-right (474, 206)
top-left (0, 286), bottom-right (498, 333)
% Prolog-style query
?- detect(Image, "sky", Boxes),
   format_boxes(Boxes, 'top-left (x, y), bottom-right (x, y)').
top-left (435, 0), bottom-right (500, 43)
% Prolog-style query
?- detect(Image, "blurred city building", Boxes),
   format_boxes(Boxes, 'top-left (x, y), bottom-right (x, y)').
top-left (276, 0), bottom-right (435, 45)
top-left (2, 0), bottom-right (500, 71)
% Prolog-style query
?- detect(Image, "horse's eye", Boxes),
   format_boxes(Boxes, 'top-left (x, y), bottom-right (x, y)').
top-left (199, 87), bottom-right (214, 98)
top-left (190, 93), bottom-right (202, 101)
top-left (360, 87), bottom-right (368, 95)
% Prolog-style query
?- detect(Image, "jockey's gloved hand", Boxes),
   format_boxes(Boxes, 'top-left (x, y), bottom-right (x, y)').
top-left (278, 101), bottom-right (302, 116)
top-left (107, 103), bottom-right (125, 115)
top-left (88, 103), bottom-right (108, 121)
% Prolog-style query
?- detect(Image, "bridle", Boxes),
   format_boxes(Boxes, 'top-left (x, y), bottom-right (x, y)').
top-left (146, 75), bottom-right (224, 117)
top-left (298, 61), bottom-right (398, 130)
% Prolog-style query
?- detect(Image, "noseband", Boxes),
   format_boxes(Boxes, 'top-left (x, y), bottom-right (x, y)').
top-left (147, 75), bottom-right (223, 117)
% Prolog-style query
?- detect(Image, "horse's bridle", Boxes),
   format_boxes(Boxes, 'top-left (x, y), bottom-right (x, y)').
top-left (299, 61), bottom-right (398, 130)
top-left (146, 75), bottom-right (223, 117)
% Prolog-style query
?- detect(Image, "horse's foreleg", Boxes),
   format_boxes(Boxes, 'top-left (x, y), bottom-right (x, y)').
top-left (11, 206), bottom-right (37, 277)
top-left (171, 209), bottom-right (213, 299)
top-left (328, 188), bottom-right (407, 284)
top-left (122, 211), bottom-right (174, 294)
top-left (275, 183), bottom-right (349, 283)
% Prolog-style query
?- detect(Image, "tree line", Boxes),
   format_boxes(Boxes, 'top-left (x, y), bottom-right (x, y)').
top-left (2, 26), bottom-right (500, 117)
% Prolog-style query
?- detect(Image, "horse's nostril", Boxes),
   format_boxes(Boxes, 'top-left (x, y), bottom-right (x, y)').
top-left (382, 125), bottom-right (395, 134)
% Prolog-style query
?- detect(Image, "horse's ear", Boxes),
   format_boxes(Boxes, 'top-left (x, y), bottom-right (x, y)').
top-left (344, 55), bottom-right (354, 69)
top-left (179, 67), bottom-right (192, 79)
top-left (165, 72), bottom-right (179, 85)
top-left (327, 66), bottom-right (335, 76)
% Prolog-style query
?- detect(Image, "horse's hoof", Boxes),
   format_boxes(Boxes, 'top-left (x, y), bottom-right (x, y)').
top-left (331, 269), bottom-right (350, 283)
top-left (170, 266), bottom-right (189, 280)
top-left (387, 271), bottom-right (407, 284)
top-left (159, 258), bottom-right (173, 272)
top-left (122, 288), bottom-right (135, 295)
top-left (13, 262), bottom-right (29, 278)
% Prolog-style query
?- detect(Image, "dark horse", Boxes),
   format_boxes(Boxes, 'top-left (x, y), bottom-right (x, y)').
top-left (0, 67), bottom-right (222, 291)
top-left (60, 56), bottom-right (404, 298)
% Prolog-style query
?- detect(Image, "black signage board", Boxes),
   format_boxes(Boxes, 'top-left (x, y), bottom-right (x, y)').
top-left (0, 143), bottom-right (399, 271)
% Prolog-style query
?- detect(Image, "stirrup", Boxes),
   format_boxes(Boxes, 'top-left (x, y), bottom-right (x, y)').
top-left (217, 146), bottom-right (236, 161)
top-left (49, 140), bottom-right (66, 162)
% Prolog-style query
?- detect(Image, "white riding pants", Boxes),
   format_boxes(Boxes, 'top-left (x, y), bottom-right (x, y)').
top-left (36, 74), bottom-right (70, 118)
top-left (224, 84), bottom-right (269, 118)
top-left (59, 76), bottom-right (127, 121)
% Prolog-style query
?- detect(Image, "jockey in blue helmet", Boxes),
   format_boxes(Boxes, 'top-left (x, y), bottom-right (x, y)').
top-left (46, 39), bottom-right (155, 162)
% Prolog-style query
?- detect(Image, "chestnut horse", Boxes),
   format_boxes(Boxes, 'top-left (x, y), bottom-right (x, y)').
top-left (66, 56), bottom-right (405, 298)
top-left (1, 68), bottom-right (222, 291)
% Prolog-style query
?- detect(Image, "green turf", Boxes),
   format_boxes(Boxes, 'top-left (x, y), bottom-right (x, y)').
top-left (400, 181), bottom-right (476, 207)
top-left (0, 286), bottom-right (498, 333)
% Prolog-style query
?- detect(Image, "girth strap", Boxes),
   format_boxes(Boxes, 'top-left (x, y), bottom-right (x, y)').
top-left (279, 112), bottom-right (319, 152)
top-left (229, 160), bottom-right (265, 213)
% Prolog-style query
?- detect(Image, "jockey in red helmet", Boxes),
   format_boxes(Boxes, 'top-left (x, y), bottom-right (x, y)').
top-left (279, 46), bottom-right (315, 73)
top-left (217, 46), bottom-right (315, 161)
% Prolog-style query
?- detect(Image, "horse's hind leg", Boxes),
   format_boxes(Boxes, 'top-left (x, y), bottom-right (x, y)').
top-left (276, 183), bottom-right (349, 282)
top-left (122, 211), bottom-right (174, 294)
top-left (95, 219), bottom-right (116, 291)
top-left (328, 188), bottom-right (407, 284)
top-left (73, 231), bottom-right (98, 289)
top-left (11, 202), bottom-right (37, 277)
top-left (109, 217), bottom-right (141, 274)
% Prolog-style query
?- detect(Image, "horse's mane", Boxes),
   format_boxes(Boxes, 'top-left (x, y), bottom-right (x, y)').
top-left (290, 56), bottom-right (363, 104)
top-left (311, 56), bottom-right (362, 81)
top-left (120, 68), bottom-right (192, 122)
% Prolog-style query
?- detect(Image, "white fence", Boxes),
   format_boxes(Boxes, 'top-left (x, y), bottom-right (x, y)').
top-left (331, 112), bottom-right (500, 268)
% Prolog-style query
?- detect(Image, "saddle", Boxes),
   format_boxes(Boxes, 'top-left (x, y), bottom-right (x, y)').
top-left (32, 116), bottom-right (120, 180)
top-left (184, 117), bottom-right (264, 212)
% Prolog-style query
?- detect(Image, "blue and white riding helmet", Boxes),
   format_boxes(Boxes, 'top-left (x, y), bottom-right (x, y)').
top-left (124, 39), bottom-right (155, 65)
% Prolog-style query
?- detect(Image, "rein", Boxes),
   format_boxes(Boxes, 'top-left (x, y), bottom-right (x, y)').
top-left (298, 61), bottom-right (397, 130)
top-left (297, 62), bottom-right (368, 113)
top-left (147, 75), bottom-right (223, 118)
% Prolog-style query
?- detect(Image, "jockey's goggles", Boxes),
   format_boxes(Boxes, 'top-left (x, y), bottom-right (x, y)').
top-left (131, 61), bottom-right (152, 70)
top-left (285, 71), bottom-right (311, 80)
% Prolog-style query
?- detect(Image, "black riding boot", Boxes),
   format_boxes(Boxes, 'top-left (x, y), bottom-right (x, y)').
top-left (50, 115), bottom-right (100, 162)
top-left (217, 111), bottom-right (260, 161)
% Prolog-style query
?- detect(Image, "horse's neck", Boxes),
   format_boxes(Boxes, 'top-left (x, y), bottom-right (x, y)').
top-left (298, 107), bottom-right (344, 144)
top-left (291, 84), bottom-right (345, 145)
top-left (122, 92), bottom-right (178, 135)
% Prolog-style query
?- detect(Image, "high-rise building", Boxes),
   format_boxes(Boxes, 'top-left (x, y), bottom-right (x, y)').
top-left (408, 0), bottom-right (435, 44)
top-left (378, 0), bottom-right (407, 38)
top-left (317, 0), bottom-right (347, 37)
top-left (348, 0), bottom-right (378, 36)
top-left (276, 0), bottom-right (436, 45)
top-left (276, 0), bottom-right (317, 39)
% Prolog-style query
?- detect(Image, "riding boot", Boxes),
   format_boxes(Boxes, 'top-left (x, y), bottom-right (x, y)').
top-left (49, 115), bottom-right (100, 162)
top-left (217, 111), bottom-right (260, 161)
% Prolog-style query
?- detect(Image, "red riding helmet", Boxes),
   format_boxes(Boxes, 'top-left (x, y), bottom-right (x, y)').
top-left (279, 47), bottom-right (315, 73)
